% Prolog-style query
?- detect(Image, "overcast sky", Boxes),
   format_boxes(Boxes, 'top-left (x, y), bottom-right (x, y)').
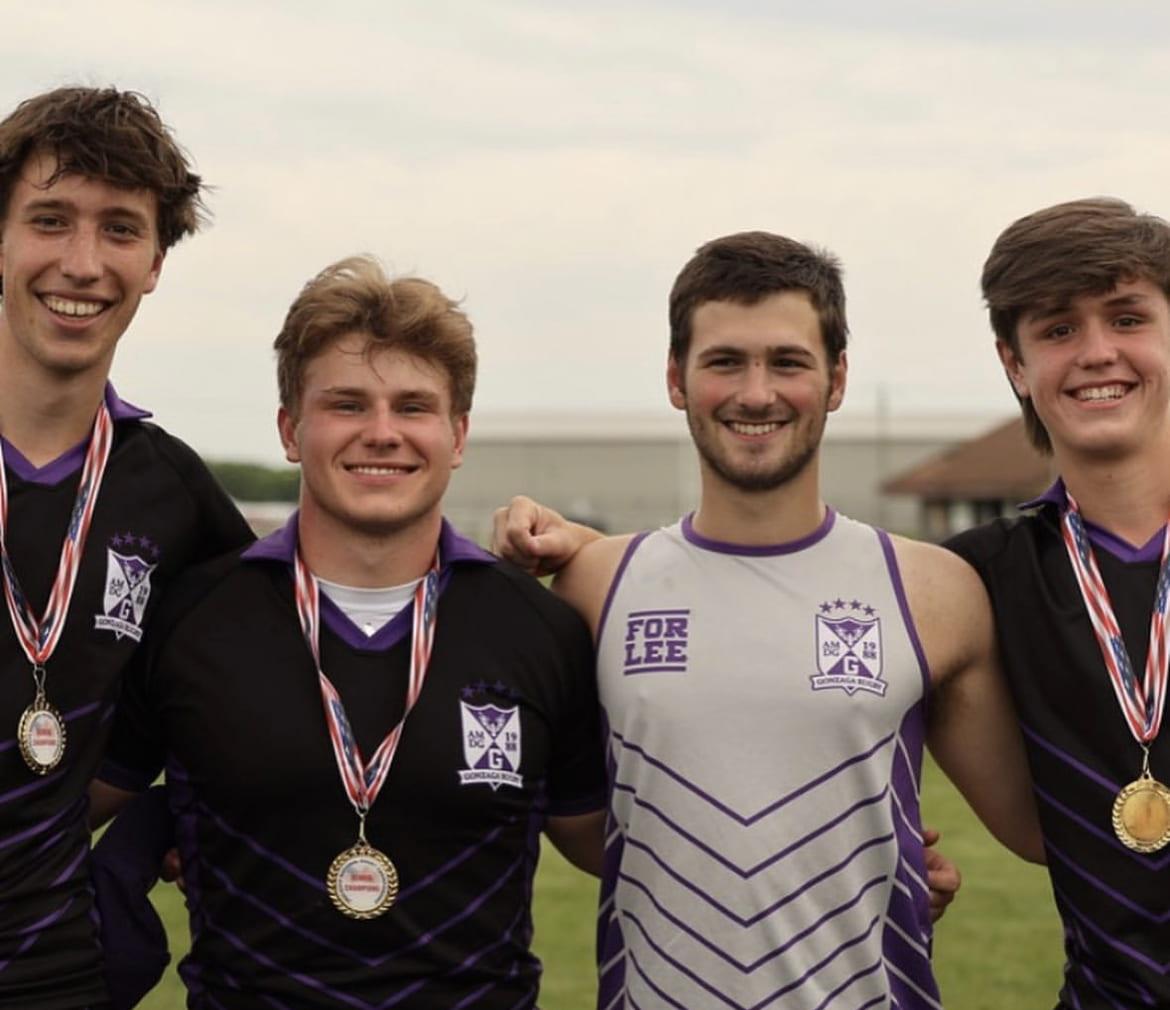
top-left (5, 1), bottom-right (1170, 463)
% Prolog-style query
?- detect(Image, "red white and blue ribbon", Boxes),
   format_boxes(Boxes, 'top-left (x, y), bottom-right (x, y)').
top-left (0, 404), bottom-right (114, 671)
top-left (1061, 492), bottom-right (1170, 746)
top-left (293, 548), bottom-right (440, 815)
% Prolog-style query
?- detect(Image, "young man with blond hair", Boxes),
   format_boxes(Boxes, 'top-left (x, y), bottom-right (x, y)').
top-left (949, 198), bottom-right (1170, 1008)
top-left (0, 87), bottom-right (250, 1008)
top-left (94, 256), bottom-right (606, 1009)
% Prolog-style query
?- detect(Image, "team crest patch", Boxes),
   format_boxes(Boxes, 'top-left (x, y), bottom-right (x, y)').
top-left (93, 533), bottom-right (159, 642)
top-left (458, 697), bottom-right (523, 790)
top-left (810, 598), bottom-right (886, 697)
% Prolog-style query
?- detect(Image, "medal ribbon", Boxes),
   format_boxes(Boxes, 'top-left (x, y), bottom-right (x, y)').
top-left (0, 404), bottom-right (114, 669)
top-left (1060, 492), bottom-right (1170, 746)
top-left (293, 548), bottom-right (440, 815)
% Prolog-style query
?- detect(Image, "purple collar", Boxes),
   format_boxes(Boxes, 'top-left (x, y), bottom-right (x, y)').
top-left (1021, 478), bottom-right (1164, 563)
top-left (680, 507), bottom-right (836, 556)
top-left (242, 513), bottom-right (494, 568)
top-left (244, 513), bottom-right (494, 652)
top-left (1, 383), bottom-right (150, 485)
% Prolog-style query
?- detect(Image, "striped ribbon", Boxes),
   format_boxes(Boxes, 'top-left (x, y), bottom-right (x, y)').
top-left (293, 548), bottom-right (439, 814)
top-left (1061, 492), bottom-right (1170, 745)
top-left (0, 404), bottom-right (114, 669)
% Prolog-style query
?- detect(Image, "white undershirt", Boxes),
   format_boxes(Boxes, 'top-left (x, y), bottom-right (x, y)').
top-left (316, 576), bottom-right (422, 638)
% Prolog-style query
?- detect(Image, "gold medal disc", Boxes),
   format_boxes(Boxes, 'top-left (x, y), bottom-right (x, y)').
top-left (1112, 775), bottom-right (1170, 852)
top-left (17, 702), bottom-right (65, 775)
top-left (326, 842), bottom-right (399, 919)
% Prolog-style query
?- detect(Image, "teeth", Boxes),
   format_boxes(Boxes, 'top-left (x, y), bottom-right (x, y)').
top-left (727, 421), bottom-right (781, 435)
top-left (349, 465), bottom-right (409, 475)
top-left (1075, 385), bottom-right (1127, 402)
top-left (41, 295), bottom-right (105, 317)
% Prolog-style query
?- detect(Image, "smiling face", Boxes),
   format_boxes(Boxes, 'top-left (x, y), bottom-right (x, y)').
top-left (999, 278), bottom-right (1170, 464)
top-left (278, 333), bottom-right (468, 544)
top-left (668, 291), bottom-right (846, 494)
top-left (0, 151), bottom-right (164, 384)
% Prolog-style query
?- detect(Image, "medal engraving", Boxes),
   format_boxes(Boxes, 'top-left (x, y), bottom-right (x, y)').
top-left (1112, 776), bottom-right (1170, 852)
top-left (17, 700), bottom-right (65, 775)
top-left (327, 842), bottom-right (398, 919)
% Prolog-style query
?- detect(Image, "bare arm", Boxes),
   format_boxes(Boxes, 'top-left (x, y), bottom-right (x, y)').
top-left (896, 537), bottom-right (1045, 865)
top-left (88, 779), bottom-right (140, 831)
top-left (544, 810), bottom-right (606, 876)
top-left (491, 496), bottom-right (604, 577)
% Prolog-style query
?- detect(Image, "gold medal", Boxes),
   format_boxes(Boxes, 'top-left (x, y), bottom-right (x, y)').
top-left (326, 841), bottom-right (399, 919)
top-left (1112, 774), bottom-right (1170, 852)
top-left (17, 693), bottom-right (65, 775)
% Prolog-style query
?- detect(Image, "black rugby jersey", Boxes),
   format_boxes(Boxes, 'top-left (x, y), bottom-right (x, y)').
top-left (0, 387), bottom-right (253, 1010)
top-left (102, 516), bottom-right (605, 1010)
top-left (948, 481), bottom-right (1170, 1010)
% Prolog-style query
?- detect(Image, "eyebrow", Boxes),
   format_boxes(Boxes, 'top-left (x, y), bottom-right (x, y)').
top-left (1025, 292), bottom-right (1153, 323)
top-left (697, 343), bottom-right (816, 359)
top-left (22, 197), bottom-right (152, 228)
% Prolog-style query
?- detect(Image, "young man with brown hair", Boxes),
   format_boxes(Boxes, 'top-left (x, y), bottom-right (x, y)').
top-left (93, 256), bottom-right (606, 1009)
top-left (0, 87), bottom-right (252, 1008)
top-left (494, 231), bottom-right (1042, 1009)
top-left (949, 197), bottom-right (1170, 1009)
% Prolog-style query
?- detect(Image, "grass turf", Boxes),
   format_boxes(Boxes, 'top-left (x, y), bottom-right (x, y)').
top-left (138, 759), bottom-right (1064, 1009)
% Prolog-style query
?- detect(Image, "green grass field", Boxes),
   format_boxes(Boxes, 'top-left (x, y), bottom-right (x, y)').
top-left (138, 760), bottom-right (1063, 1009)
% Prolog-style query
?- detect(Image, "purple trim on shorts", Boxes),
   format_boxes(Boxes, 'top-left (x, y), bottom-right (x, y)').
top-left (680, 507), bottom-right (835, 556)
top-left (595, 531), bottom-right (652, 655)
top-left (877, 529), bottom-right (933, 710)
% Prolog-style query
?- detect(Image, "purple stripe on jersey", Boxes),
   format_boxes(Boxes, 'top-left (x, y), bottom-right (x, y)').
top-left (198, 804), bottom-right (325, 891)
top-left (876, 530), bottom-right (932, 707)
top-left (1072, 955), bottom-right (1155, 1008)
top-left (1021, 723), bottom-right (1120, 793)
top-left (0, 792), bottom-right (77, 847)
top-left (619, 830), bottom-right (894, 927)
top-left (614, 780), bottom-right (890, 878)
top-left (617, 870), bottom-right (888, 971)
top-left (0, 895), bottom-right (76, 972)
top-left (1032, 783), bottom-right (1170, 870)
top-left (810, 959), bottom-right (886, 1010)
top-left (168, 761), bottom-right (207, 1004)
top-left (0, 700), bottom-right (104, 754)
top-left (1052, 882), bottom-right (1170, 974)
top-left (680, 507), bottom-right (836, 556)
top-left (1046, 838), bottom-right (1170, 922)
top-left (624, 909), bottom-right (883, 1010)
top-left (610, 727), bottom-right (895, 824)
top-left (198, 851), bottom-right (525, 968)
top-left (596, 531), bottom-right (652, 656)
top-left (199, 905), bottom-right (529, 1010)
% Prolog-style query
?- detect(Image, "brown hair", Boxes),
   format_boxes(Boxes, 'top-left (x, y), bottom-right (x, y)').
top-left (668, 231), bottom-right (848, 365)
top-left (982, 197), bottom-right (1170, 453)
top-left (0, 86), bottom-right (205, 252)
top-left (275, 255), bottom-right (477, 416)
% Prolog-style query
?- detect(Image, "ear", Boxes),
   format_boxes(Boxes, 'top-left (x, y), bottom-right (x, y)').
top-left (827, 351), bottom-right (847, 413)
top-left (450, 413), bottom-right (470, 469)
top-left (667, 354), bottom-right (686, 411)
top-left (142, 248), bottom-right (165, 296)
top-left (277, 405), bottom-right (301, 463)
top-left (997, 339), bottom-right (1030, 398)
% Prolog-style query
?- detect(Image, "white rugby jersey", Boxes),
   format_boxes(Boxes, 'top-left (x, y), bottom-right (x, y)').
top-left (595, 510), bottom-right (940, 1010)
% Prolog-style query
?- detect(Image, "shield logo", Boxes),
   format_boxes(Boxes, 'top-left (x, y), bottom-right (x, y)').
top-left (812, 613), bottom-right (886, 696)
top-left (94, 549), bottom-right (157, 642)
top-left (458, 701), bottom-right (523, 790)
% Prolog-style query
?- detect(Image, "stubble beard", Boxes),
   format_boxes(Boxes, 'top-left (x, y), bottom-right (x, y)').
top-left (687, 407), bottom-right (825, 493)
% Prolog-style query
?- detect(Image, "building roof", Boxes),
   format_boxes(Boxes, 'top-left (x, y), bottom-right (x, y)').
top-left (882, 416), bottom-right (1054, 499)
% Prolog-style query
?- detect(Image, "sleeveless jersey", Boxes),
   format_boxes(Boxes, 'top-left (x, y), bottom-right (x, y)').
top-left (595, 511), bottom-right (940, 1010)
